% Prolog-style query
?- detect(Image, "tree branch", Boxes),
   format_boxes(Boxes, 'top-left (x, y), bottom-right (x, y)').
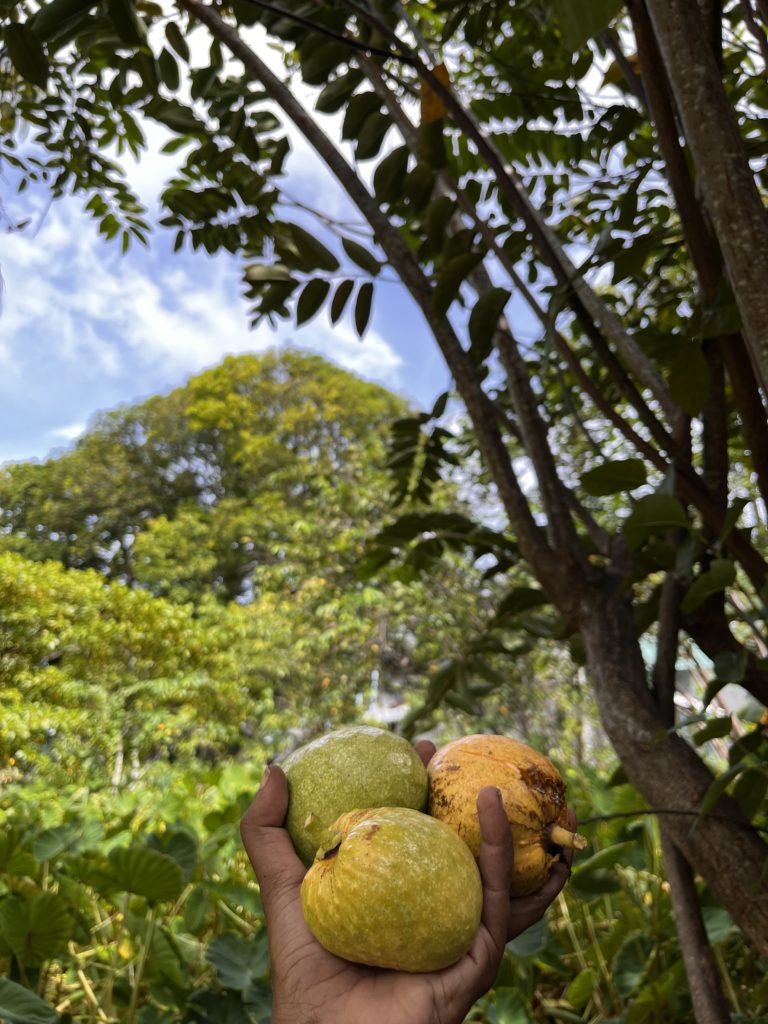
top-left (177, 0), bottom-right (585, 613)
top-left (321, 0), bottom-right (683, 423)
top-left (644, 0), bottom-right (768, 394)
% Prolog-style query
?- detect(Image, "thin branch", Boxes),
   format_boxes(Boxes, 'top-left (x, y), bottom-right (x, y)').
top-left (738, 0), bottom-right (768, 67)
top-left (335, 0), bottom-right (683, 423)
top-left (178, 0), bottom-right (585, 613)
top-left (235, 0), bottom-right (414, 63)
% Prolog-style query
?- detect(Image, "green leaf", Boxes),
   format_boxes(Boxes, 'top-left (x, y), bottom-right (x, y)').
top-left (355, 111), bottom-right (391, 160)
top-left (468, 287), bottom-right (510, 363)
top-left (425, 196), bottom-right (456, 252)
top-left (581, 458), bottom-right (647, 496)
top-left (680, 558), bottom-right (736, 613)
top-left (144, 97), bottom-right (201, 134)
top-left (341, 91), bottom-right (381, 140)
top-left (330, 279), bottom-right (355, 323)
top-left (158, 48), bottom-right (180, 91)
top-left (165, 20), bottom-right (190, 60)
top-left (613, 933), bottom-right (652, 998)
top-left (433, 252), bottom-right (484, 317)
top-left (566, 968), bottom-right (596, 1011)
top-left (701, 279), bottom-right (742, 338)
top-left (296, 278), bottom-right (330, 325)
top-left (284, 224), bottom-right (340, 272)
top-left (505, 918), bottom-right (548, 957)
top-left (354, 282), bottom-right (374, 336)
top-left (315, 69), bottom-right (364, 114)
top-left (733, 766), bottom-right (768, 819)
top-left (693, 714), bottom-right (733, 746)
top-left (4, 24), bottom-right (49, 89)
top-left (702, 907), bottom-right (739, 945)
top-left (342, 237), bottom-right (381, 275)
top-left (545, 0), bottom-right (623, 49)
top-left (668, 344), bottom-right (710, 416)
top-left (300, 41), bottom-right (348, 86)
top-left (107, 0), bottom-right (147, 46)
top-left (717, 497), bottom-right (749, 544)
top-left (29, 0), bottom-right (96, 44)
top-left (373, 145), bottom-right (410, 202)
top-left (699, 763), bottom-right (746, 819)
top-left (622, 494), bottom-right (689, 549)
top-left (573, 840), bottom-right (636, 875)
top-left (0, 893), bottom-right (71, 967)
top-left (496, 587), bottom-right (549, 619)
top-left (0, 978), bottom-right (58, 1024)
top-left (492, 988), bottom-right (533, 1024)
top-left (244, 264), bottom-right (295, 284)
top-left (146, 826), bottom-right (198, 883)
top-left (108, 845), bottom-right (185, 903)
top-left (207, 931), bottom-right (270, 990)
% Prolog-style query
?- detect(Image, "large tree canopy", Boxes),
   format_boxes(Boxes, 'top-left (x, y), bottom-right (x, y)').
top-left (2, 0), bottom-right (768, 1011)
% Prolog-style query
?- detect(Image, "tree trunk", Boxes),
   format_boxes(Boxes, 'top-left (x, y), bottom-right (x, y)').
top-left (579, 579), bottom-right (768, 958)
top-left (644, 0), bottom-right (768, 393)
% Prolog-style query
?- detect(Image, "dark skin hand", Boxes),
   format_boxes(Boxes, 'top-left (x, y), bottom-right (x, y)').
top-left (240, 740), bottom-right (576, 1024)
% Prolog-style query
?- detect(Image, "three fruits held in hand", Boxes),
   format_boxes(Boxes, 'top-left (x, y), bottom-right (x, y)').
top-left (280, 726), bottom-right (585, 972)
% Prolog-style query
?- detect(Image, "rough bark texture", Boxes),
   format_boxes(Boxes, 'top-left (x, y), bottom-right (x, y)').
top-left (580, 579), bottom-right (768, 959)
top-left (644, 0), bottom-right (768, 393)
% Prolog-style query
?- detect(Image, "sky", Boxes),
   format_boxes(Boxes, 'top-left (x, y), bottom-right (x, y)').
top-left (0, 26), bottom-right (456, 467)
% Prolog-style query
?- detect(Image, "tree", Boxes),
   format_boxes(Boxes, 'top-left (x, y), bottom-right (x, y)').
top-left (0, 350), bottom-right (406, 599)
top-left (3, 0), bottom-right (768, 1011)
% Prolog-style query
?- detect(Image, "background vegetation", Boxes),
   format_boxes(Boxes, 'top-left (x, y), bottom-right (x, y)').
top-left (2, 0), bottom-right (768, 1021)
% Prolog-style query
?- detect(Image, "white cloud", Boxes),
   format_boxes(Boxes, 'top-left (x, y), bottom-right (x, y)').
top-left (48, 421), bottom-right (86, 441)
top-left (1, 198), bottom-right (403, 395)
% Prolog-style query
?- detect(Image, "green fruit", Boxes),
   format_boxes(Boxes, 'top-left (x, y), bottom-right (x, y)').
top-left (282, 726), bottom-right (428, 865)
top-left (301, 806), bottom-right (482, 971)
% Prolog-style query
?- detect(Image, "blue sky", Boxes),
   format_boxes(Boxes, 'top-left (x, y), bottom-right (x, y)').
top-left (0, 127), bottom-right (451, 466)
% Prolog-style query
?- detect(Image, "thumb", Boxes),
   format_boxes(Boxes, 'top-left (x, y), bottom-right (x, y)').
top-left (240, 766), bottom-right (305, 913)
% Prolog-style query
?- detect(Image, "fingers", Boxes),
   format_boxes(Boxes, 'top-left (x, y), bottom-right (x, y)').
top-left (476, 787), bottom-right (513, 952)
top-left (506, 861), bottom-right (569, 939)
top-left (443, 787), bottom-right (511, 1003)
top-left (414, 739), bottom-right (436, 768)
top-left (239, 766), bottom-right (306, 916)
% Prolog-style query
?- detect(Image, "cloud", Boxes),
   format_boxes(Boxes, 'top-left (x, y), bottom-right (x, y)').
top-left (48, 421), bottom-right (86, 441)
top-left (1, 199), bottom-right (404, 444)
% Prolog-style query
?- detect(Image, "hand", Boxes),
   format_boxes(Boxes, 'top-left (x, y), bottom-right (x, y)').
top-left (240, 741), bottom-right (574, 1024)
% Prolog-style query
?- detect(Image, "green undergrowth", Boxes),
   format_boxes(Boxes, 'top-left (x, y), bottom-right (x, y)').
top-left (0, 762), bottom-right (765, 1024)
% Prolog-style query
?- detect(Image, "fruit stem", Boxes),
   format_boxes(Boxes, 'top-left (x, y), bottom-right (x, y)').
top-left (549, 824), bottom-right (588, 850)
top-left (304, 813), bottom-right (342, 860)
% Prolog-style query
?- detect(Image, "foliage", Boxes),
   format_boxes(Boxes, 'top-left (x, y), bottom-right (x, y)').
top-left (1, 764), bottom-right (767, 1023)
top-left (0, 550), bottom-right (278, 783)
top-left (3, 0), bottom-right (768, 1009)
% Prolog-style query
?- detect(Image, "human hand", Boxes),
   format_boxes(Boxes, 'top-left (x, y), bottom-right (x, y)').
top-left (240, 740), bottom-right (573, 1024)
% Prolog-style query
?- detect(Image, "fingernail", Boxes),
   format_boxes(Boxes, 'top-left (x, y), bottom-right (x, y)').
top-left (258, 765), bottom-right (272, 791)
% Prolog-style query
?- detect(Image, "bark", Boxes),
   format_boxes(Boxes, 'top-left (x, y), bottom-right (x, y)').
top-left (660, 833), bottom-right (733, 1023)
top-left (652, 575), bottom-right (731, 1024)
top-left (580, 578), bottom-right (768, 958)
top-left (644, 0), bottom-right (768, 394)
top-left (629, 0), bottom-right (768, 511)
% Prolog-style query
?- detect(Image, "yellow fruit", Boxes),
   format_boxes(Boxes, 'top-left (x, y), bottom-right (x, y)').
top-left (428, 734), bottom-right (586, 897)
top-left (300, 806), bottom-right (482, 972)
